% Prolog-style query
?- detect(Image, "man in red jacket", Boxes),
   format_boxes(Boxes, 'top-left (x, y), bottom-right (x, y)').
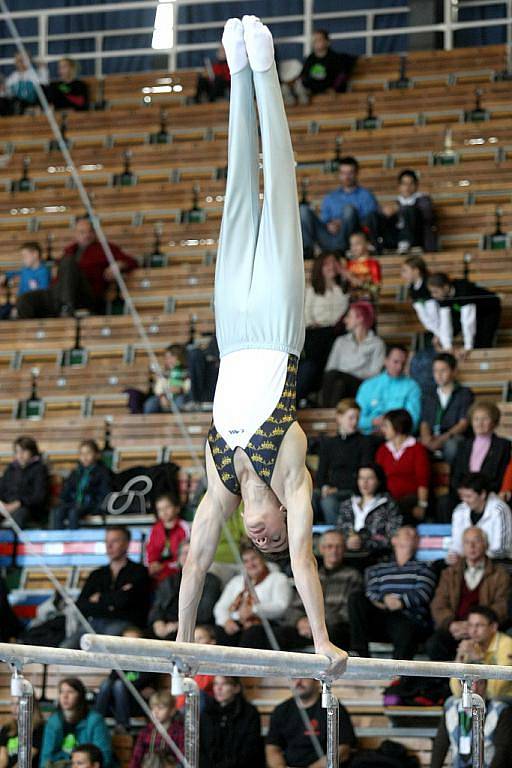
top-left (17, 216), bottom-right (138, 318)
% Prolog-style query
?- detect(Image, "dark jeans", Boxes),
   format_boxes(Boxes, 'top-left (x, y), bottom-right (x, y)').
top-left (95, 676), bottom-right (155, 728)
top-left (348, 591), bottom-right (428, 659)
top-left (474, 307), bottom-right (501, 348)
top-left (61, 618), bottom-right (132, 649)
top-left (195, 75), bottom-right (230, 103)
top-left (321, 370), bottom-right (362, 407)
top-left (300, 203), bottom-right (379, 256)
top-left (298, 326), bottom-right (338, 400)
top-left (379, 207), bottom-right (424, 249)
top-left (278, 621), bottom-right (351, 651)
top-left (51, 504), bottom-right (88, 530)
top-left (17, 253), bottom-right (96, 318)
top-left (424, 628), bottom-right (459, 661)
top-left (215, 623), bottom-right (278, 650)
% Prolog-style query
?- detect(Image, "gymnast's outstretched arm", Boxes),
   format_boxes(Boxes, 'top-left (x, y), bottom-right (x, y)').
top-left (177, 446), bottom-right (240, 643)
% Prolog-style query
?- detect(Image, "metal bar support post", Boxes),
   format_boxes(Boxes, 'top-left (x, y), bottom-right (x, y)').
top-left (322, 682), bottom-right (339, 768)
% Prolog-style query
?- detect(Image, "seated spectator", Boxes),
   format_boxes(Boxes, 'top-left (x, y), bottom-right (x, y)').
top-left (175, 625), bottom-right (216, 711)
top-left (375, 408), bottom-right (431, 523)
top-left (401, 255), bottom-right (439, 341)
top-left (451, 401), bottom-right (510, 494)
top-left (322, 301), bottom-right (385, 406)
top-left (199, 676), bottom-right (264, 768)
top-left (431, 678), bottom-right (512, 768)
top-left (266, 677), bottom-right (356, 768)
top-left (300, 29), bottom-right (356, 96)
top-left (149, 541), bottom-right (220, 640)
top-left (356, 345), bottom-right (421, 435)
top-left (278, 529), bottom-right (362, 650)
top-left (17, 216), bottom-right (137, 318)
top-left (450, 606), bottom-right (512, 699)
top-left (61, 526), bottom-right (150, 648)
top-left (40, 678), bottom-right (113, 768)
top-left (146, 493), bottom-right (190, 583)
top-left (300, 156), bottom-right (378, 258)
top-left (71, 745), bottom-right (103, 768)
top-left (144, 345), bottom-right (191, 413)
top-left (0, 696), bottom-right (43, 768)
top-left (427, 272), bottom-right (501, 351)
top-left (208, 504), bottom-right (246, 586)
top-left (420, 353), bottom-right (473, 463)
top-left (0, 436), bottom-right (49, 528)
top-left (51, 440), bottom-right (112, 529)
top-left (0, 241), bottom-right (50, 319)
top-left (213, 542), bottom-right (292, 649)
top-left (130, 690), bottom-right (183, 768)
top-left (5, 52), bottom-right (48, 114)
top-left (195, 46), bottom-right (230, 103)
top-left (427, 526), bottom-right (510, 661)
top-left (348, 526), bottom-right (436, 659)
top-left (315, 398), bottom-right (374, 523)
top-left (186, 334), bottom-right (219, 404)
top-left (344, 231), bottom-right (382, 302)
top-left (95, 626), bottom-right (159, 733)
top-left (45, 58), bottom-right (89, 111)
top-left (449, 473), bottom-right (512, 560)
top-left (379, 169), bottom-right (438, 254)
top-left (336, 463), bottom-right (402, 561)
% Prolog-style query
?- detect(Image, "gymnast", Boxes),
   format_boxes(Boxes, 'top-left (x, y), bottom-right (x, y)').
top-left (177, 15), bottom-right (347, 676)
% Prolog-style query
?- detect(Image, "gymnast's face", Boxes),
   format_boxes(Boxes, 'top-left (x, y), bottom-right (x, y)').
top-left (242, 495), bottom-right (288, 553)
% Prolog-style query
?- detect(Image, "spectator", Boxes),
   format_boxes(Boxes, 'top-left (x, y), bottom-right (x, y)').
top-left (0, 693), bottom-right (43, 768)
top-left (186, 334), bottom-right (220, 404)
top-left (71, 745), bottom-right (103, 768)
top-left (420, 353), bottom-right (474, 463)
top-left (146, 493), bottom-right (190, 583)
top-left (45, 58), bottom-right (89, 111)
top-left (356, 345), bottom-right (421, 435)
top-left (401, 255), bottom-right (439, 341)
top-left (449, 606), bottom-right (512, 699)
top-left (0, 576), bottom-right (21, 642)
top-left (175, 625), bottom-right (216, 710)
top-left (279, 530), bottom-right (362, 650)
top-left (17, 216), bottom-right (137, 318)
top-left (376, 408), bottom-right (431, 523)
top-left (336, 463), bottom-right (402, 560)
top-left (130, 690), bottom-right (184, 768)
top-left (348, 526), bottom-right (437, 659)
top-left (427, 526), bottom-right (510, 661)
top-left (266, 677), bottom-right (356, 768)
top-left (40, 678), bottom-right (113, 768)
top-left (450, 473), bottom-right (512, 560)
top-left (379, 169), bottom-right (438, 253)
top-left (300, 156), bottom-right (379, 258)
top-left (199, 676), bottom-right (264, 768)
top-left (344, 231), bottom-right (382, 302)
top-left (427, 272), bottom-right (501, 351)
top-left (61, 526), bottom-right (150, 648)
top-left (149, 541), bottom-right (220, 640)
top-left (300, 29), bottom-right (357, 96)
top-left (213, 542), bottom-right (292, 649)
top-left (51, 440), bottom-right (112, 529)
top-left (315, 398), bottom-right (375, 524)
top-left (0, 436), bottom-right (49, 528)
top-left (0, 242), bottom-right (50, 319)
top-left (322, 301), bottom-right (385, 406)
top-left (5, 52), bottom-right (48, 113)
top-left (208, 504), bottom-right (246, 586)
top-left (95, 626), bottom-right (159, 733)
top-left (431, 678), bottom-right (512, 768)
top-left (144, 345), bottom-right (191, 413)
top-left (451, 401), bottom-right (510, 494)
top-left (195, 46), bottom-right (230, 103)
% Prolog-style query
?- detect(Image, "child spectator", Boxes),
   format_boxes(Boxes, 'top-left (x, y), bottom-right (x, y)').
top-left (379, 169), bottom-right (437, 253)
top-left (144, 345), bottom-right (191, 413)
top-left (0, 436), bottom-right (49, 528)
top-left (51, 440), bottom-right (112, 529)
top-left (40, 678), bottom-right (113, 768)
top-left (345, 231), bottom-right (381, 302)
top-left (5, 52), bottom-right (48, 113)
top-left (0, 696), bottom-right (44, 768)
top-left (130, 691), bottom-right (183, 768)
top-left (95, 626), bottom-right (159, 733)
top-left (71, 745), bottom-right (103, 768)
top-left (46, 58), bottom-right (89, 111)
top-left (401, 255), bottom-right (439, 342)
top-left (376, 408), bottom-right (431, 523)
top-left (0, 242), bottom-right (50, 318)
top-left (146, 493), bottom-right (190, 583)
top-left (300, 30), bottom-right (356, 96)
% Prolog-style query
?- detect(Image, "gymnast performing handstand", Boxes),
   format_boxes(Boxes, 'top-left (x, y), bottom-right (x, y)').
top-left (177, 15), bottom-right (347, 675)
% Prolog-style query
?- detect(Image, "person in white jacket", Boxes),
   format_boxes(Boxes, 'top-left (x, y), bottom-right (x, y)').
top-left (213, 542), bottom-right (291, 648)
top-left (449, 472), bottom-right (512, 560)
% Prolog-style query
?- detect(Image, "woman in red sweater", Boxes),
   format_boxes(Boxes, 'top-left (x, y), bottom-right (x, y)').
top-left (376, 408), bottom-right (431, 523)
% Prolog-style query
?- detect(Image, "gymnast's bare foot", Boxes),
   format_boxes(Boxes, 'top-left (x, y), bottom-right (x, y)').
top-left (242, 15), bottom-right (274, 72)
top-left (222, 17), bottom-right (248, 75)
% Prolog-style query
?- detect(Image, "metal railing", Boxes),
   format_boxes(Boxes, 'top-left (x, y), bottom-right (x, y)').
top-left (0, 0), bottom-right (510, 77)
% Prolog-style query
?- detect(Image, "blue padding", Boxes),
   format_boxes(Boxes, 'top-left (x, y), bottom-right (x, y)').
top-left (16, 555), bottom-right (111, 567)
top-left (20, 528), bottom-right (149, 542)
top-left (417, 524), bottom-right (452, 536)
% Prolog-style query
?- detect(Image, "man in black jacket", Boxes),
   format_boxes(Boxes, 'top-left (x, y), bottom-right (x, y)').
top-left (149, 541), bottom-right (221, 640)
top-left (61, 526), bottom-right (150, 648)
top-left (0, 436), bottom-right (49, 528)
top-left (199, 676), bottom-right (264, 768)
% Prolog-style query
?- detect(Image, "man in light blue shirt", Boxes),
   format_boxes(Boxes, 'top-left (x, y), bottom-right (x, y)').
top-left (356, 345), bottom-right (421, 435)
top-left (300, 155), bottom-right (379, 257)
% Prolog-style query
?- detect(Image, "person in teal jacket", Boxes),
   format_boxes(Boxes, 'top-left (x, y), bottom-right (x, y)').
top-left (356, 345), bottom-right (421, 435)
top-left (40, 678), bottom-right (113, 768)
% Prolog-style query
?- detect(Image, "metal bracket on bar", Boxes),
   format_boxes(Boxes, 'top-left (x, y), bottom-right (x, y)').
top-left (461, 679), bottom-right (486, 768)
top-left (322, 682), bottom-right (339, 768)
top-left (10, 667), bottom-right (34, 768)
